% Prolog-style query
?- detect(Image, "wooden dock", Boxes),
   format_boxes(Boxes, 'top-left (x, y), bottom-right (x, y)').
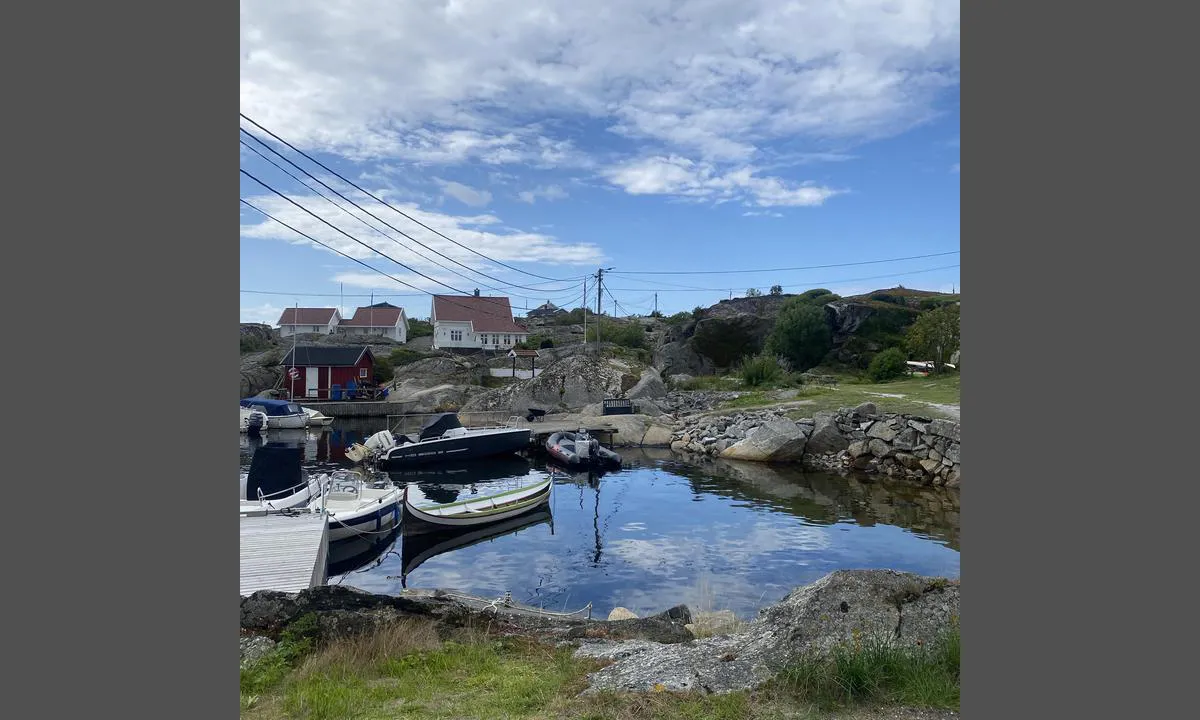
top-left (514, 421), bottom-right (619, 448)
top-left (240, 511), bottom-right (329, 596)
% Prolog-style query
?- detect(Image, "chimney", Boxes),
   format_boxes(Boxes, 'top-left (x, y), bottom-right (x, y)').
top-left (473, 288), bottom-right (480, 297)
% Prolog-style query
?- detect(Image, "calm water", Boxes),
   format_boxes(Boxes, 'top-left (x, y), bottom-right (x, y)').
top-left (239, 419), bottom-right (960, 619)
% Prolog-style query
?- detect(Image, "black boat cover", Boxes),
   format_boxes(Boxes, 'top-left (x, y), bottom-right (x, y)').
top-left (419, 412), bottom-right (464, 440)
top-left (245, 443), bottom-right (304, 501)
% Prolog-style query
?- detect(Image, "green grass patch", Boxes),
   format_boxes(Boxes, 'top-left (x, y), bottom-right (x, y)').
top-left (774, 628), bottom-right (960, 711)
top-left (242, 618), bottom-right (959, 720)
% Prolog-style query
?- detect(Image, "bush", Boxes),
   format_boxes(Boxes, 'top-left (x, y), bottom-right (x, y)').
top-left (738, 354), bottom-right (784, 387)
top-left (373, 357), bottom-right (395, 384)
top-left (388, 348), bottom-right (426, 367)
top-left (867, 347), bottom-right (908, 382)
top-left (585, 320), bottom-right (644, 348)
top-left (240, 335), bottom-right (272, 354)
top-left (766, 299), bottom-right (833, 372)
top-left (539, 338), bottom-right (554, 349)
top-left (665, 311), bottom-right (692, 326)
top-left (407, 319), bottom-right (434, 338)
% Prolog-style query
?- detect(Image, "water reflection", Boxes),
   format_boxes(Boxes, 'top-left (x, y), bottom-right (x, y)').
top-left (239, 419), bottom-right (960, 618)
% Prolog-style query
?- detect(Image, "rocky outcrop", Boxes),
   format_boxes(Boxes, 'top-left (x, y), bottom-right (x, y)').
top-left (627, 367), bottom-right (668, 400)
top-left (654, 341), bottom-right (714, 377)
top-left (240, 585), bottom-right (694, 645)
top-left (240, 349), bottom-right (282, 397)
top-left (668, 405), bottom-right (961, 487)
top-left (574, 569), bottom-right (959, 695)
top-left (239, 570), bottom-right (958, 697)
top-left (461, 355), bottom-right (630, 413)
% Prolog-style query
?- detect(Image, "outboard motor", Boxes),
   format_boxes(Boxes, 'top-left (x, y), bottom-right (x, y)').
top-left (246, 411), bottom-right (265, 436)
top-left (575, 428), bottom-right (592, 462)
top-left (245, 443), bottom-right (304, 501)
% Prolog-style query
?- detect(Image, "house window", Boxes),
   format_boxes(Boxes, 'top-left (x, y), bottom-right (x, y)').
top-left (505, 335), bottom-right (512, 345)
top-left (359, 368), bottom-right (368, 378)
top-left (451, 330), bottom-right (463, 342)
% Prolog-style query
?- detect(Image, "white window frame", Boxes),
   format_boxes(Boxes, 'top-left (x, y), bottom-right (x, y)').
top-left (359, 367), bottom-right (368, 378)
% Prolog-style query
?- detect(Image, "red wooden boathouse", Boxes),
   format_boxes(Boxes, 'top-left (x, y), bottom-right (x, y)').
top-left (279, 345), bottom-right (375, 400)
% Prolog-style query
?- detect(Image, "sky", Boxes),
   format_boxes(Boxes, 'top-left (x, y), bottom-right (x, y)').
top-left (239, 0), bottom-right (960, 324)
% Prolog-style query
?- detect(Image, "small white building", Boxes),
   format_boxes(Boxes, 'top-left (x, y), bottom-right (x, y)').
top-left (431, 293), bottom-right (529, 350)
top-left (276, 307), bottom-right (341, 338)
top-left (337, 302), bottom-right (408, 342)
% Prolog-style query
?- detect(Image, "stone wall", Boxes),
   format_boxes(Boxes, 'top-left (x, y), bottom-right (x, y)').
top-left (668, 402), bottom-right (960, 487)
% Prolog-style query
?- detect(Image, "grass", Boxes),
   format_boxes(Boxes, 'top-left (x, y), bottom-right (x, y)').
top-left (709, 372), bottom-right (960, 419)
top-left (774, 628), bottom-right (960, 711)
top-left (241, 618), bottom-right (959, 719)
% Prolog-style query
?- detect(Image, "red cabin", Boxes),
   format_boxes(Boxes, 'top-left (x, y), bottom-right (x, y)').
top-left (279, 345), bottom-right (375, 400)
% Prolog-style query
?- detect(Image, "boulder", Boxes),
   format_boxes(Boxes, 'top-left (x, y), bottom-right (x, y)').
top-left (719, 418), bottom-right (809, 462)
top-left (627, 367), bottom-right (668, 400)
top-left (641, 421), bottom-right (675, 447)
top-left (866, 421), bottom-right (898, 442)
top-left (928, 419), bottom-right (961, 442)
top-left (868, 438), bottom-right (893, 458)
top-left (805, 411), bottom-right (849, 455)
top-left (853, 402), bottom-right (878, 417)
top-left (892, 427), bottom-right (919, 451)
top-left (574, 570), bottom-right (959, 695)
top-left (607, 607), bottom-right (639, 621)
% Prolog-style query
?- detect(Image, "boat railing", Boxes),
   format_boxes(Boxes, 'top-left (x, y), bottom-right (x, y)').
top-left (386, 411), bottom-right (522, 436)
top-left (255, 474), bottom-right (320, 504)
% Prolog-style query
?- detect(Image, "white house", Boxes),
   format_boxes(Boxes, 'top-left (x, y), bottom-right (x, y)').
top-left (431, 293), bottom-right (529, 350)
top-left (276, 307), bottom-right (341, 337)
top-left (336, 302), bottom-right (408, 342)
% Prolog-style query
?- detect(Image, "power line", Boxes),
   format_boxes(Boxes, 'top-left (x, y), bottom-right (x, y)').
top-left (241, 168), bottom-right (580, 316)
top-left (604, 264), bottom-right (961, 292)
top-left (240, 129), bottom-right (583, 297)
top-left (240, 113), bottom-right (584, 284)
top-left (240, 198), bottom-right (548, 326)
top-left (606, 250), bottom-right (960, 276)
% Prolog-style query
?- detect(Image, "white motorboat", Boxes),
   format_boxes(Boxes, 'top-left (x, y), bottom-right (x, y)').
top-left (239, 443), bottom-right (323, 514)
top-left (302, 406), bottom-right (335, 426)
top-left (307, 470), bottom-right (404, 542)
top-left (240, 406), bottom-right (267, 434)
top-left (240, 398), bottom-right (309, 429)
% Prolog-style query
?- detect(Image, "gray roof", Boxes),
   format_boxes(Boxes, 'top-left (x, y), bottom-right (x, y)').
top-left (279, 345), bottom-right (372, 367)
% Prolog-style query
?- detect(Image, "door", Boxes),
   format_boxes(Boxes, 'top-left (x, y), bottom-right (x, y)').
top-left (306, 367), bottom-right (320, 398)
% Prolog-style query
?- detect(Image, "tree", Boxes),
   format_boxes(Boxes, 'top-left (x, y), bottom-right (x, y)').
top-left (765, 298), bottom-right (833, 372)
top-left (746, 288), bottom-right (762, 297)
top-left (868, 347), bottom-right (908, 382)
top-left (905, 304), bottom-right (960, 373)
top-left (770, 285), bottom-right (783, 295)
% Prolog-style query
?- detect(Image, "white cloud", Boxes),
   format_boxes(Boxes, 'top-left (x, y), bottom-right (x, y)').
top-left (950, 162), bottom-right (959, 173)
top-left (241, 1), bottom-right (960, 196)
top-left (240, 302), bottom-right (285, 325)
top-left (517, 184), bottom-right (569, 203)
top-left (240, 186), bottom-right (605, 279)
top-left (436, 178), bottom-right (493, 207)
top-left (605, 155), bottom-right (843, 207)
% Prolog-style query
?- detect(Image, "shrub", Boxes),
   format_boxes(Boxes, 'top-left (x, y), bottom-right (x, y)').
top-left (407, 319), bottom-right (433, 338)
top-left (585, 320), bottom-right (644, 348)
top-left (738, 354), bottom-right (784, 387)
top-left (539, 338), bottom-right (555, 349)
top-left (665, 311), bottom-right (692, 326)
top-left (373, 357), bottom-right (395, 384)
top-left (770, 285), bottom-right (783, 295)
top-left (240, 335), bottom-right (271, 354)
top-left (766, 299), bottom-right (833, 372)
top-left (388, 348), bottom-right (426, 367)
top-left (867, 347), bottom-right (908, 382)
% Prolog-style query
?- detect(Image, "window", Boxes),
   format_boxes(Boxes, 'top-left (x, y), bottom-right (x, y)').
top-left (359, 368), bottom-right (368, 378)
top-left (451, 330), bottom-right (462, 342)
top-left (505, 335), bottom-right (512, 345)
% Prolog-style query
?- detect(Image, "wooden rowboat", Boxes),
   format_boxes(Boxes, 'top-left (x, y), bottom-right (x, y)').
top-left (401, 475), bottom-right (553, 532)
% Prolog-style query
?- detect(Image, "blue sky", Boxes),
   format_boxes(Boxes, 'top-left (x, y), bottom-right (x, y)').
top-left (240, 0), bottom-right (959, 323)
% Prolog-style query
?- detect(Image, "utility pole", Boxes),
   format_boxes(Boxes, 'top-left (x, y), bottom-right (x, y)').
top-left (654, 292), bottom-right (658, 315)
top-left (582, 276), bottom-right (587, 346)
top-left (595, 268), bottom-right (604, 345)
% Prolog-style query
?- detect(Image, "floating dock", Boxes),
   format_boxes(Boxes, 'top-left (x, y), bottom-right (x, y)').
top-left (239, 511), bottom-right (329, 596)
